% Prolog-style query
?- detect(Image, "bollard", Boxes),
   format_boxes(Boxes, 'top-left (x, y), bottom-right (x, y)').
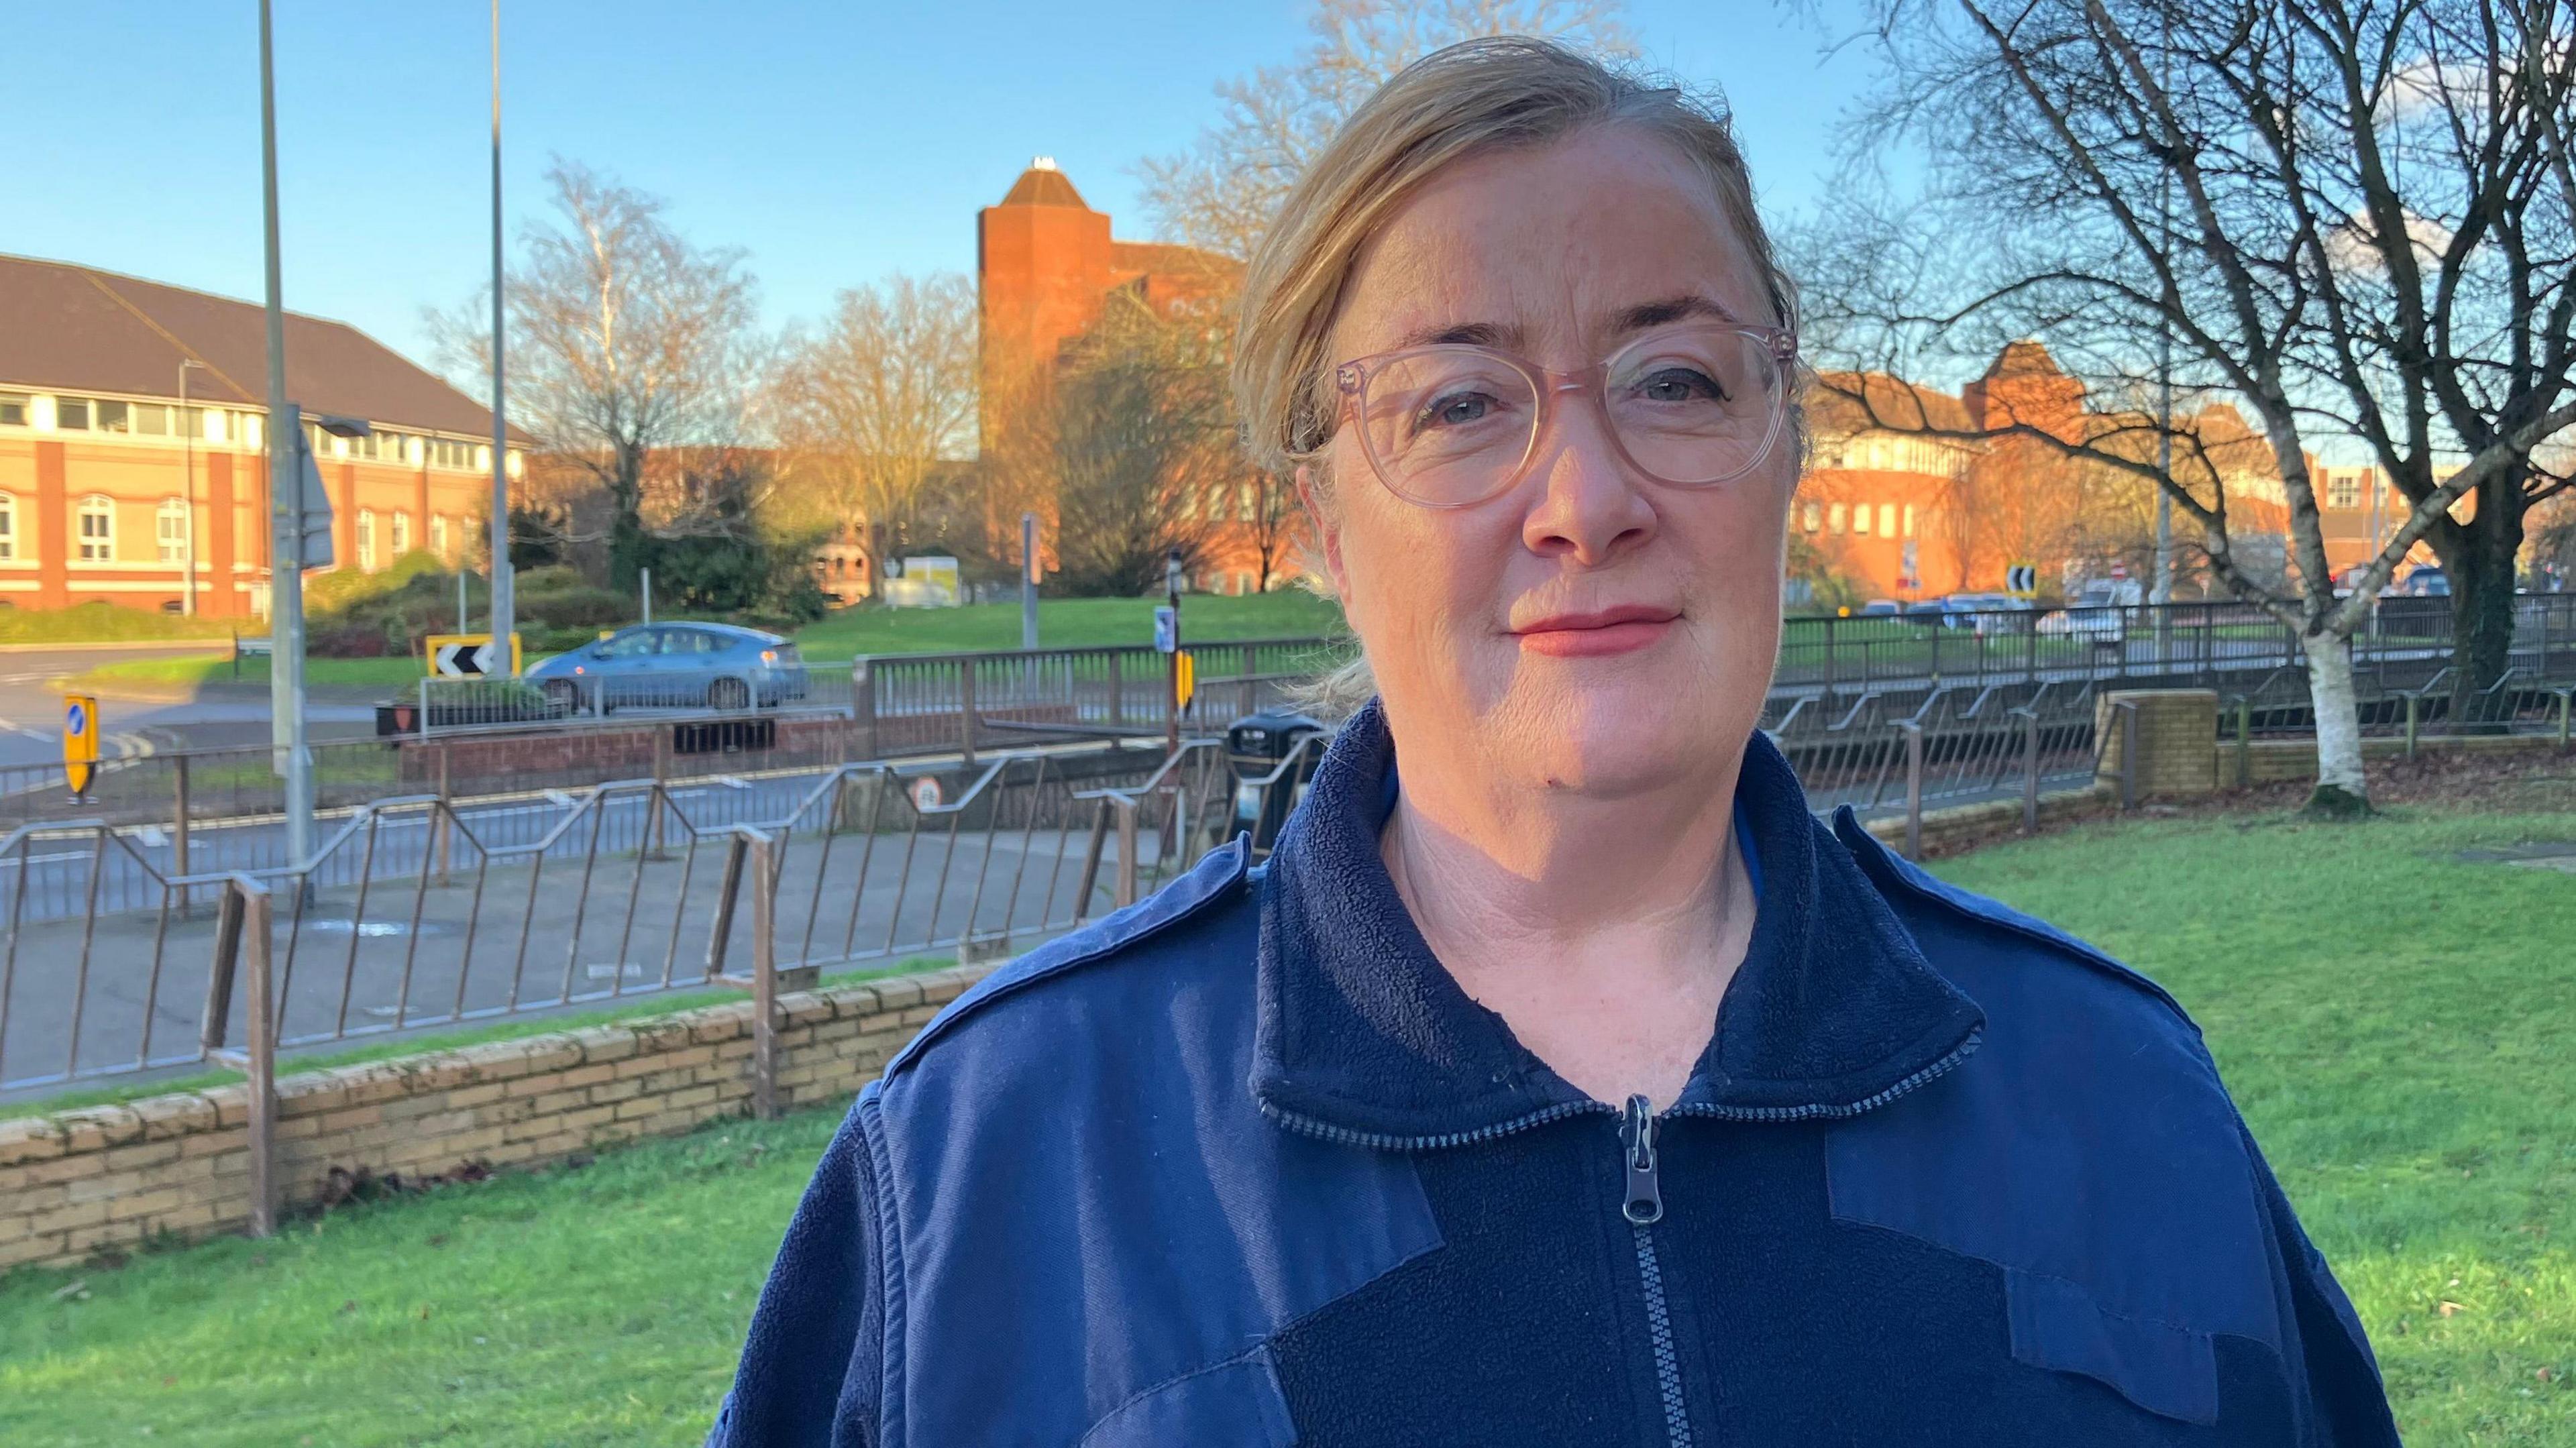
top-left (2404, 693), bottom-right (2420, 761)
top-left (2235, 698), bottom-right (2253, 789)
top-left (1897, 720), bottom-right (1925, 860)
top-left (2559, 688), bottom-right (2573, 754)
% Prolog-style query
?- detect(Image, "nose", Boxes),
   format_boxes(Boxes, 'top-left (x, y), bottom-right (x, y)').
top-left (1519, 381), bottom-right (1658, 565)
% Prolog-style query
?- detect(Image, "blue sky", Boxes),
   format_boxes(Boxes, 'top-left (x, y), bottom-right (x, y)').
top-left (6, 2), bottom-right (1885, 368)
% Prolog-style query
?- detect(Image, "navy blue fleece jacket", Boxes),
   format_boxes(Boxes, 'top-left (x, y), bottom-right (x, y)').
top-left (708, 702), bottom-right (2399, 1447)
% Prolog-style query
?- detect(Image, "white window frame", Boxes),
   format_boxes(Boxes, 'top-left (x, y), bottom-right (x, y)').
top-left (156, 498), bottom-right (188, 563)
top-left (76, 495), bottom-right (115, 561)
top-left (357, 509), bottom-right (378, 571)
top-left (0, 490), bottom-right (15, 559)
top-left (390, 510), bottom-right (411, 556)
top-left (1829, 502), bottom-right (1847, 535)
top-left (430, 513), bottom-right (449, 559)
top-left (1879, 504), bottom-right (1898, 539)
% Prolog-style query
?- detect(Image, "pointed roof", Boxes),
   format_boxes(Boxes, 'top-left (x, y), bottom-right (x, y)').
top-left (1983, 339), bottom-right (2065, 379)
top-left (997, 157), bottom-right (1091, 209)
top-left (0, 254), bottom-right (513, 437)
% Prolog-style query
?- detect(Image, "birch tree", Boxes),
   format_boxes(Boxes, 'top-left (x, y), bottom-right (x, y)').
top-left (1798, 0), bottom-right (2576, 814)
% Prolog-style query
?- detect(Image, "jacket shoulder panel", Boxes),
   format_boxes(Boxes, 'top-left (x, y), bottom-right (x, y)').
top-left (881, 836), bottom-right (1252, 1081)
top-left (1831, 807), bottom-right (2196, 1031)
top-left (1823, 810), bottom-right (2278, 1425)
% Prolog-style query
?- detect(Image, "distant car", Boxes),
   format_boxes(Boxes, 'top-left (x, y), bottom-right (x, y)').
top-left (1930, 593), bottom-right (2033, 633)
top-left (1857, 599), bottom-right (1904, 618)
top-left (526, 622), bottom-right (808, 714)
top-left (2039, 579), bottom-right (2139, 639)
top-left (2400, 566), bottom-right (2451, 598)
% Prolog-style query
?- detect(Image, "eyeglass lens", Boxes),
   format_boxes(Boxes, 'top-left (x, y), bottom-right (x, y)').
top-left (1355, 325), bottom-right (1784, 506)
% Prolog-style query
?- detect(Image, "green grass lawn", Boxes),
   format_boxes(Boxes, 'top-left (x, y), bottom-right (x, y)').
top-left (1, 796), bottom-right (2569, 1443)
top-left (791, 588), bottom-right (1345, 659)
top-left (0, 603), bottom-right (238, 646)
top-left (65, 592), bottom-right (1346, 696)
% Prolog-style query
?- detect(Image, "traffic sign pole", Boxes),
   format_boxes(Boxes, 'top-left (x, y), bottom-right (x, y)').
top-left (258, 1), bottom-right (313, 885)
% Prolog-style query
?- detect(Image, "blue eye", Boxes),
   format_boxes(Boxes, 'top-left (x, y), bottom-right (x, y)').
top-left (1420, 392), bottom-right (1498, 428)
top-left (1635, 367), bottom-right (1726, 403)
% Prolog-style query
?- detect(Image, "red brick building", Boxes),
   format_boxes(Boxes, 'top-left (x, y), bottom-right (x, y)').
top-left (0, 256), bottom-right (521, 618)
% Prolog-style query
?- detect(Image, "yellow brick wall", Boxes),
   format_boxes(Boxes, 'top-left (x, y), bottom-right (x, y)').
top-left (0, 966), bottom-right (987, 1272)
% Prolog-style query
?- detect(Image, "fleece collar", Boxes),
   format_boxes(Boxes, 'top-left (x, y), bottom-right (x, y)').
top-left (1250, 701), bottom-right (1985, 1144)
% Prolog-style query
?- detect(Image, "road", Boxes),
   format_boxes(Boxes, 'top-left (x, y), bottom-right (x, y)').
top-left (0, 645), bottom-right (378, 771)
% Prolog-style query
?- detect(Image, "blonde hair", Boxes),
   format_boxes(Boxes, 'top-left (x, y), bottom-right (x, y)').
top-left (1231, 38), bottom-right (1801, 716)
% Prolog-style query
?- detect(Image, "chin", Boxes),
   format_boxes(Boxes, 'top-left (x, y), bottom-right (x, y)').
top-left (1497, 679), bottom-right (1702, 795)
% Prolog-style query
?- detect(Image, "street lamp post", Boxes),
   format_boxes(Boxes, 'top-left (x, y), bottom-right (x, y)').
top-left (486, 0), bottom-right (515, 674)
top-left (257, 0), bottom-right (312, 876)
top-left (178, 359), bottom-right (207, 617)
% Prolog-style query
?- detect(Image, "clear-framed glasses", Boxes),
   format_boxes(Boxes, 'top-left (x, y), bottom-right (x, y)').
top-left (1324, 323), bottom-right (1797, 509)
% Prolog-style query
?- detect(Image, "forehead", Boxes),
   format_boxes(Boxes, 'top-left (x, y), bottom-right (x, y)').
top-left (1330, 125), bottom-right (1768, 363)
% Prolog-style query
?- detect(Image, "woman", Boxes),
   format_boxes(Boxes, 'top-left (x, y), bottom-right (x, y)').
top-left (712, 39), bottom-right (2397, 1447)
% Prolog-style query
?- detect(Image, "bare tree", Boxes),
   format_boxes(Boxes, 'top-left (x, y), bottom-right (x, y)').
top-left (1796, 0), bottom-right (2576, 813)
top-left (1047, 295), bottom-right (1238, 595)
top-left (430, 161), bottom-right (763, 587)
top-left (1138, 0), bottom-right (1634, 262)
top-left (770, 274), bottom-right (979, 596)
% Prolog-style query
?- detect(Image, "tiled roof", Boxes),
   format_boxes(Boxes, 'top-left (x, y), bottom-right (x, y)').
top-left (1805, 372), bottom-right (1974, 435)
top-left (0, 254), bottom-right (510, 437)
top-left (997, 166), bottom-right (1091, 210)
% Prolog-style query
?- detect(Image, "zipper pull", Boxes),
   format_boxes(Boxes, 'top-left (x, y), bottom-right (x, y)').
top-left (1620, 1094), bottom-right (1663, 1225)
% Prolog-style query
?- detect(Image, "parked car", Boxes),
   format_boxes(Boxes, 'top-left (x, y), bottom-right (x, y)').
top-left (526, 622), bottom-right (809, 714)
top-left (1856, 598), bottom-right (1904, 618)
top-left (2038, 579), bottom-right (2139, 639)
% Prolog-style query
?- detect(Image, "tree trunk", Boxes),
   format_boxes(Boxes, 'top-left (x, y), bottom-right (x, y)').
top-left (2442, 500), bottom-right (2524, 716)
top-left (2303, 632), bottom-right (2370, 816)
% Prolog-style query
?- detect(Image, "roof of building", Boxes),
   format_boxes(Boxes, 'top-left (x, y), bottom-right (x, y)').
top-left (1805, 372), bottom-right (1975, 436)
top-left (0, 254), bottom-right (510, 437)
top-left (997, 162), bottom-right (1093, 210)
top-left (1982, 339), bottom-right (2065, 380)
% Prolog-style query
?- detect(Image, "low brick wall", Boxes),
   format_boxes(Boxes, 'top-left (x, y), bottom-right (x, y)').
top-left (2095, 688), bottom-right (2220, 797)
top-left (0, 966), bottom-right (987, 1272)
top-left (2214, 729), bottom-right (2571, 785)
top-left (1862, 782), bottom-right (2118, 859)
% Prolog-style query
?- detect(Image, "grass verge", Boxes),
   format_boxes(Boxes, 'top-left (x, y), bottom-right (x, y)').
top-left (1, 790), bottom-right (2569, 1443)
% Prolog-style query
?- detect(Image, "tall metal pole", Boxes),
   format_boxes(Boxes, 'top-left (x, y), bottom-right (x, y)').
top-left (258, 0), bottom-right (312, 871)
top-left (486, 0), bottom-right (516, 673)
top-left (2150, 13), bottom-right (2174, 612)
top-left (1020, 512), bottom-right (1039, 651)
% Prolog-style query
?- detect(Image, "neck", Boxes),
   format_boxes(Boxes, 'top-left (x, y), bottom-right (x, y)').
top-left (1376, 725), bottom-right (1756, 1105)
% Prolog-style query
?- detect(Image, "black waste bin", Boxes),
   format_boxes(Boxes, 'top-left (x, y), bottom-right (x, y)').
top-left (1226, 710), bottom-right (1326, 854)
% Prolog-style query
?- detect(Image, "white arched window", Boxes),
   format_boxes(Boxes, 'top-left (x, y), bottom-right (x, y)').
top-left (76, 496), bottom-right (114, 560)
top-left (0, 492), bottom-right (15, 559)
top-left (157, 498), bottom-right (188, 563)
top-left (390, 510), bottom-right (411, 556)
top-left (356, 509), bottom-right (378, 571)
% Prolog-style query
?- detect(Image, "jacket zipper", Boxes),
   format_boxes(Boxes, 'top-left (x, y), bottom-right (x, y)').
top-left (1622, 1094), bottom-right (1693, 1448)
top-left (1260, 1033), bottom-right (1984, 1444)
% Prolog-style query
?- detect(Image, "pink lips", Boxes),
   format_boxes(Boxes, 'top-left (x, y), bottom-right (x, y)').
top-left (1512, 604), bottom-right (1680, 658)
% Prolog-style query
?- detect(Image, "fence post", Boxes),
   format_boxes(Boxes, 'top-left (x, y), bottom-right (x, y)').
top-left (235, 877), bottom-right (278, 1239)
top-left (1116, 799), bottom-right (1140, 909)
top-left (852, 658), bottom-right (878, 763)
top-left (2116, 700), bottom-right (2140, 811)
top-left (2017, 708), bottom-right (2039, 834)
top-left (749, 830), bottom-right (779, 1121)
top-left (433, 742), bottom-right (453, 885)
top-left (2235, 698), bottom-right (2253, 789)
top-left (2559, 688), bottom-right (2572, 755)
top-left (1898, 720), bottom-right (1924, 860)
top-left (704, 831), bottom-right (748, 979)
top-left (2404, 692), bottom-right (2420, 761)
top-left (172, 755), bottom-right (193, 917)
top-left (957, 659), bottom-right (979, 767)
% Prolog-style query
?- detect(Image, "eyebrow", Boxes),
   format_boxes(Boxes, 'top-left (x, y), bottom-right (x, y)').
top-left (1611, 294), bottom-right (1746, 333)
top-left (1385, 295), bottom-right (1746, 353)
